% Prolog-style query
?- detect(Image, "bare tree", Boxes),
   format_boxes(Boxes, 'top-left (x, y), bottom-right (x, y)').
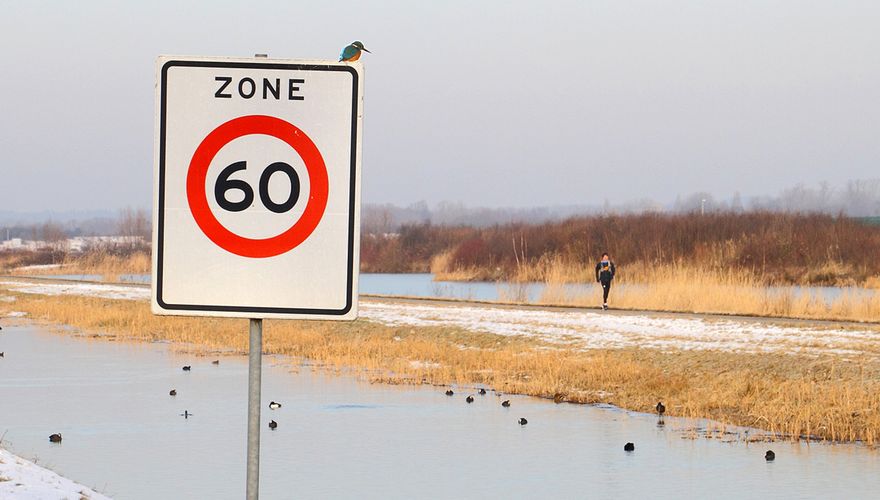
top-left (117, 207), bottom-right (151, 248)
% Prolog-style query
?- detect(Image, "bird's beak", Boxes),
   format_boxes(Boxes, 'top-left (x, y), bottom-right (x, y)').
top-left (362, 48), bottom-right (371, 53)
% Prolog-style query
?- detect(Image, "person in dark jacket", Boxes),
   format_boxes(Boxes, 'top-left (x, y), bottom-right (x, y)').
top-left (595, 253), bottom-right (616, 310)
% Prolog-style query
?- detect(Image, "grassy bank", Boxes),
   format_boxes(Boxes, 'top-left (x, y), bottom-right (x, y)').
top-left (2, 288), bottom-right (880, 444)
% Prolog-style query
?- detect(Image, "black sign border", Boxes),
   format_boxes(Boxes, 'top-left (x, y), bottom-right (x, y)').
top-left (157, 59), bottom-right (358, 316)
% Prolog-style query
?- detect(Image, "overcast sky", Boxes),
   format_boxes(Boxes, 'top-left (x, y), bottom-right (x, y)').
top-left (1, 0), bottom-right (878, 211)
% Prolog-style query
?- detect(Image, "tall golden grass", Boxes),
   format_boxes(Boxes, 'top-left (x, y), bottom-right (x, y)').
top-left (4, 289), bottom-right (880, 444)
top-left (5, 250), bottom-right (150, 281)
top-left (529, 260), bottom-right (880, 322)
top-left (433, 255), bottom-right (880, 322)
top-left (61, 250), bottom-right (151, 279)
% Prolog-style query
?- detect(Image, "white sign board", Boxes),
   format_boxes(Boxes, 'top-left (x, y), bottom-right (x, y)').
top-left (152, 56), bottom-right (362, 319)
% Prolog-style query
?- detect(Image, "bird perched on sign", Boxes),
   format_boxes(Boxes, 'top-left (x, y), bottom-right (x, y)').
top-left (339, 41), bottom-right (371, 62)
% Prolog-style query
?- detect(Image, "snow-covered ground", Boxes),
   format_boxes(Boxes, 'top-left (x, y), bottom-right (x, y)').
top-left (0, 281), bottom-right (149, 301)
top-left (2, 279), bottom-right (879, 358)
top-left (361, 302), bottom-right (880, 358)
top-left (0, 448), bottom-right (110, 500)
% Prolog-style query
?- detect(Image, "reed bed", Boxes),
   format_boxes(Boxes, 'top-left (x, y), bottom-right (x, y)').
top-left (527, 260), bottom-right (880, 323)
top-left (62, 250), bottom-right (151, 276)
top-left (6, 250), bottom-right (150, 280)
top-left (4, 289), bottom-right (880, 444)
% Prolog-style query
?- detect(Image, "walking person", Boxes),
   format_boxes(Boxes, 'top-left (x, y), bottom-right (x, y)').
top-left (595, 253), bottom-right (616, 310)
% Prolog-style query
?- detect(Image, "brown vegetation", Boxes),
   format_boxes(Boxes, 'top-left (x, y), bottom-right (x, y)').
top-left (2, 248), bottom-right (150, 280)
top-left (4, 289), bottom-right (880, 444)
top-left (363, 212), bottom-right (880, 286)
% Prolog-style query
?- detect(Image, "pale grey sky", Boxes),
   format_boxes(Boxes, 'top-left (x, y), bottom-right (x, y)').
top-left (1, 0), bottom-right (878, 211)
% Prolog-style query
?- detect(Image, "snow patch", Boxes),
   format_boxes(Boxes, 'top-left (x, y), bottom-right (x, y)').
top-left (7, 311), bottom-right (27, 318)
top-left (0, 448), bottom-right (111, 499)
top-left (0, 281), bottom-right (149, 301)
top-left (360, 302), bottom-right (880, 358)
top-left (409, 360), bottom-right (441, 369)
top-left (13, 264), bottom-right (63, 271)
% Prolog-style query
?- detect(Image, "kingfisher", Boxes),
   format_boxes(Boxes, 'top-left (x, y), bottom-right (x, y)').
top-left (339, 40), bottom-right (371, 62)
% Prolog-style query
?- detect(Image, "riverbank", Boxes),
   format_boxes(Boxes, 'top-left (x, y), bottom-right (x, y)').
top-left (2, 279), bottom-right (880, 444)
top-left (0, 447), bottom-right (110, 499)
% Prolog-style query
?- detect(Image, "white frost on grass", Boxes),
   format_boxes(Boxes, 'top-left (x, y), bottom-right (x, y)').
top-left (0, 281), bottom-right (149, 301)
top-left (13, 264), bottom-right (63, 271)
top-left (360, 302), bottom-right (880, 358)
top-left (409, 360), bottom-right (442, 369)
top-left (3, 278), bottom-right (879, 358)
top-left (0, 448), bottom-right (111, 499)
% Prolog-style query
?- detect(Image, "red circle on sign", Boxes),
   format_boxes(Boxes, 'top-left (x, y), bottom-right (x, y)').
top-left (186, 115), bottom-right (329, 258)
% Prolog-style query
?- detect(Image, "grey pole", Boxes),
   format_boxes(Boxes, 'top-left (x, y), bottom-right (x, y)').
top-left (246, 318), bottom-right (263, 499)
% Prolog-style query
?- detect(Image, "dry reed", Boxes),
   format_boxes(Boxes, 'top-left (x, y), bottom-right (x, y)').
top-left (528, 260), bottom-right (880, 323)
top-left (6, 250), bottom-right (150, 280)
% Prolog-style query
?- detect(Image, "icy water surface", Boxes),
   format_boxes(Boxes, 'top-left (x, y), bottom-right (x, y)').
top-left (1, 325), bottom-right (879, 499)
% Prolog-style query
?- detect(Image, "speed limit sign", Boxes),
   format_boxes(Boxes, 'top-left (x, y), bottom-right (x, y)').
top-left (152, 56), bottom-right (362, 319)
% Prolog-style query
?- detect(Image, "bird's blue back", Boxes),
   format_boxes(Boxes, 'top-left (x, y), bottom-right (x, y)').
top-left (339, 45), bottom-right (359, 61)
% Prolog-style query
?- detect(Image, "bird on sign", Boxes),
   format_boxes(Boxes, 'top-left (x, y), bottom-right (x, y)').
top-left (339, 41), bottom-right (371, 62)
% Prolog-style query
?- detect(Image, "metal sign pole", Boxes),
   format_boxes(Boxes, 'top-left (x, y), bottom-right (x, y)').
top-left (246, 318), bottom-right (263, 499)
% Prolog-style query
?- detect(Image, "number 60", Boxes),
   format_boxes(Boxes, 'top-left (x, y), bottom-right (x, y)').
top-left (214, 161), bottom-right (300, 213)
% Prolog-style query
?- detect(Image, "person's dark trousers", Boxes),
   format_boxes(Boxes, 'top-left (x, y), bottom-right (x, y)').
top-left (600, 279), bottom-right (612, 304)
